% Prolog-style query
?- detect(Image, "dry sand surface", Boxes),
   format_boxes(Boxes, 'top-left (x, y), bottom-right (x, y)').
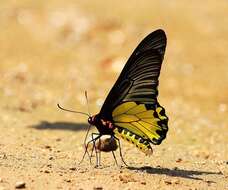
top-left (0, 1), bottom-right (228, 189)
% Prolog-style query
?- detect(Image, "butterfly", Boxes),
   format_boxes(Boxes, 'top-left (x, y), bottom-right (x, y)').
top-left (58, 29), bottom-right (168, 166)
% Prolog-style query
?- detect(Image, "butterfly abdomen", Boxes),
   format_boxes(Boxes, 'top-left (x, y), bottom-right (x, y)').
top-left (113, 127), bottom-right (153, 155)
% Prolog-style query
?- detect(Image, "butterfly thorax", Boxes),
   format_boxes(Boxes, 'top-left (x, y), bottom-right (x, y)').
top-left (88, 114), bottom-right (115, 135)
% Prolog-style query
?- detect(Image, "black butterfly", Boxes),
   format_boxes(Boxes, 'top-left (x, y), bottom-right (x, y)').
top-left (59, 29), bottom-right (168, 166)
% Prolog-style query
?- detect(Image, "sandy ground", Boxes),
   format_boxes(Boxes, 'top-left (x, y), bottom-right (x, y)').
top-left (0, 1), bottom-right (228, 189)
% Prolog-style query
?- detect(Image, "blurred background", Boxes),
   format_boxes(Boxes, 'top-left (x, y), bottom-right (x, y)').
top-left (0, 0), bottom-right (227, 189)
top-left (1, 0), bottom-right (228, 141)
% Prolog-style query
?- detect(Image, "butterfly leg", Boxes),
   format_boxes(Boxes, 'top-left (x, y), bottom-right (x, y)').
top-left (111, 151), bottom-right (118, 166)
top-left (79, 124), bottom-right (92, 164)
top-left (79, 138), bottom-right (94, 165)
top-left (90, 133), bottom-right (101, 158)
top-left (97, 138), bottom-right (102, 167)
top-left (79, 133), bottom-right (100, 165)
top-left (114, 136), bottom-right (128, 167)
top-left (91, 133), bottom-right (101, 167)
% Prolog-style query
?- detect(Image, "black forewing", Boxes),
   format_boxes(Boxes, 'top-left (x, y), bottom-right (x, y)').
top-left (99, 29), bottom-right (167, 120)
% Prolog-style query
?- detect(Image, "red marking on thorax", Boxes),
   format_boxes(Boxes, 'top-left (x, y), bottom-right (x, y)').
top-left (101, 119), bottom-right (114, 129)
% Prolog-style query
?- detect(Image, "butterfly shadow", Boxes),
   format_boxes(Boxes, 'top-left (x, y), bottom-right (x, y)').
top-left (30, 121), bottom-right (91, 131)
top-left (127, 166), bottom-right (222, 180)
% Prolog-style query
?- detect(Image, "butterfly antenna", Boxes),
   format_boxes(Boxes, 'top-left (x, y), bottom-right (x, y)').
top-left (85, 91), bottom-right (91, 116)
top-left (57, 103), bottom-right (90, 117)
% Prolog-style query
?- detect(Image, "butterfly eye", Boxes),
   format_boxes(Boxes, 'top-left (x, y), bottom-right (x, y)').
top-left (88, 116), bottom-right (95, 124)
top-left (88, 117), bottom-right (92, 124)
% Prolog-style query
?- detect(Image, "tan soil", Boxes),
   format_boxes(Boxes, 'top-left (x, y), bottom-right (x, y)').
top-left (0, 1), bottom-right (227, 190)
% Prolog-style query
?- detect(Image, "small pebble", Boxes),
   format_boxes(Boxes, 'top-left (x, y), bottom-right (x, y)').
top-left (176, 158), bottom-right (182, 163)
top-left (164, 180), bottom-right (172, 185)
top-left (204, 154), bottom-right (210, 159)
top-left (15, 181), bottom-right (26, 189)
top-left (205, 180), bottom-right (216, 185)
top-left (119, 175), bottom-right (127, 183)
top-left (44, 145), bottom-right (51, 149)
top-left (93, 187), bottom-right (103, 190)
top-left (78, 170), bottom-right (87, 174)
top-left (44, 170), bottom-right (50, 173)
top-left (69, 167), bottom-right (76, 171)
top-left (141, 181), bottom-right (146, 185)
top-left (46, 164), bottom-right (52, 168)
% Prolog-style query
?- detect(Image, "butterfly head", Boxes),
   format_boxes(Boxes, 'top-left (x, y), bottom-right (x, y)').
top-left (88, 115), bottom-right (97, 125)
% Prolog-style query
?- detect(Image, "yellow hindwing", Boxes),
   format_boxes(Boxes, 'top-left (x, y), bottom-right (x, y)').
top-left (112, 101), bottom-right (168, 146)
top-left (113, 127), bottom-right (153, 155)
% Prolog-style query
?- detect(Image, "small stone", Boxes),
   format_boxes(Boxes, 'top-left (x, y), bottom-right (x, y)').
top-left (44, 170), bottom-right (50, 173)
top-left (69, 167), bottom-right (76, 171)
top-left (49, 156), bottom-right (54, 160)
top-left (204, 154), bottom-right (210, 159)
top-left (46, 164), bottom-right (52, 168)
top-left (93, 187), bottom-right (103, 190)
top-left (141, 181), bottom-right (146, 185)
top-left (119, 175), bottom-right (127, 183)
top-left (56, 138), bottom-right (61, 142)
top-left (15, 181), bottom-right (26, 189)
top-left (164, 180), bottom-right (172, 185)
top-left (44, 145), bottom-right (51, 149)
top-left (79, 170), bottom-right (86, 174)
top-left (205, 180), bottom-right (216, 185)
top-left (65, 179), bottom-right (71, 183)
top-left (176, 158), bottom-right (182, 163)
